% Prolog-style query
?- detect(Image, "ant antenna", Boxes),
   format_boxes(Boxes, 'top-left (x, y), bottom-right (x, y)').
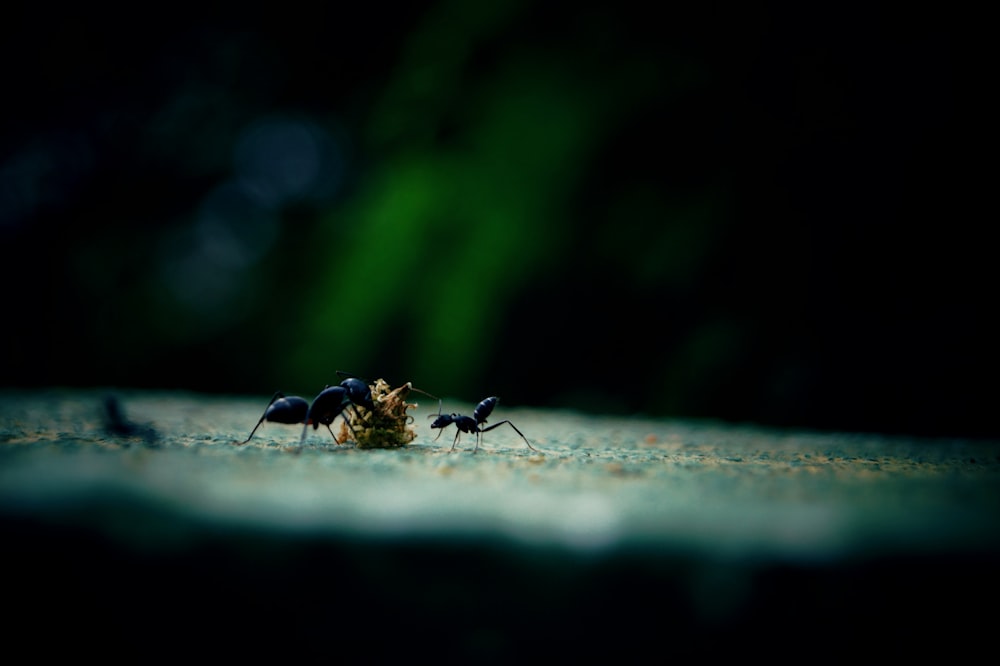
top-left (406, 385), bottom-right (438, 401)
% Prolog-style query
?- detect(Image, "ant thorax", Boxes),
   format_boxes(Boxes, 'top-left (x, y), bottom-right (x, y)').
top-left (338, 378), bottom-right (419, 448)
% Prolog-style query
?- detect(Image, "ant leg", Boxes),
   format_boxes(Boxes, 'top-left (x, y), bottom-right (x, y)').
top-left (480, 420), bottom-right (537, 452)
top-left (242, 418), bottom-right (265, 445)
top-left (325, 423), bottom-right (341, 444)
top-left (322, 408), bottom-right (358, 445)
top-left (350, 403), bottom-right (372, 427)
top-left (450, 428), bottom-right (462, 452)
top-left (342, 416), bottom-right (360, 444)
top-left (242, 392), bottom-right (284, 444)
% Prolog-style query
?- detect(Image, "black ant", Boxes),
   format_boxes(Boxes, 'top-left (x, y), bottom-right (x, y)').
top-left (429, 396), bottom-right (536, 453)
top-left (241, 392), bottom-right (311, 444)
top-left (241, 371), bottom-right (375, 446)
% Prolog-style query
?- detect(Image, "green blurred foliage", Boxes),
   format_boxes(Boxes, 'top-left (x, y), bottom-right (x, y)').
top-left (293, 0), bottom-right (629, 395)
top-left (1, 0), bottom-right (993, 438)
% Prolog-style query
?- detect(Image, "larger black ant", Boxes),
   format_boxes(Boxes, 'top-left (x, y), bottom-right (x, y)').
top-left (429, 396), bottom-right (537, 453)
top-left (241, 371), bottom-right (376, 446)
top-left (241, 392), bottom-right (311, 444)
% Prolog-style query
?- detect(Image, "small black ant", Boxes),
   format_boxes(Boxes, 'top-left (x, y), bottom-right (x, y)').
top-left (429, 396), bottom-right (536, 453)
top-left (241, 371), bottom-right (375, 446)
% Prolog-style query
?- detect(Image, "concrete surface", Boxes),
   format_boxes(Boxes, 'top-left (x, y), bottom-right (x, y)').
top-left (2, 388), bottom-right (998, 660)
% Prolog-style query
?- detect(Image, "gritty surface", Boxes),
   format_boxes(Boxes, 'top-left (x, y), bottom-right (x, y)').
top-left (3, 388), bottom-right (999, 661)
top-left (2, 388), bottom-right (998, 562)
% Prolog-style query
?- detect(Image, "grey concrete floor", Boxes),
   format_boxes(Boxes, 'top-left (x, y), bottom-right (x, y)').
top-left (2, 388), bottom-right (998, 660)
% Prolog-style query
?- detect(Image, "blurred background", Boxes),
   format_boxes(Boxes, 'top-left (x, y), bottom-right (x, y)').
top-left (1, 1), bottom-right (992, 439)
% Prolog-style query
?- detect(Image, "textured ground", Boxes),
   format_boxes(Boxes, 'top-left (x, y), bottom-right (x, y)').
top-left (2, 388), bottom-right (998, 660)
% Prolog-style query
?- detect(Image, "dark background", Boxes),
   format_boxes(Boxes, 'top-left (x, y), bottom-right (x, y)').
top-left (1, 1), bottom-right (992, 439)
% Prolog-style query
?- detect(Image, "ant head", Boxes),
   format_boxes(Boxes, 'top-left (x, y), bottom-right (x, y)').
top-left (339, 376), bottom-right (375, 411)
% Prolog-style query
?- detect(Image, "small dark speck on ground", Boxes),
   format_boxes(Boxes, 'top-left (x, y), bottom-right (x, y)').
top-left (101, 393), bottom-right (160, 446)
